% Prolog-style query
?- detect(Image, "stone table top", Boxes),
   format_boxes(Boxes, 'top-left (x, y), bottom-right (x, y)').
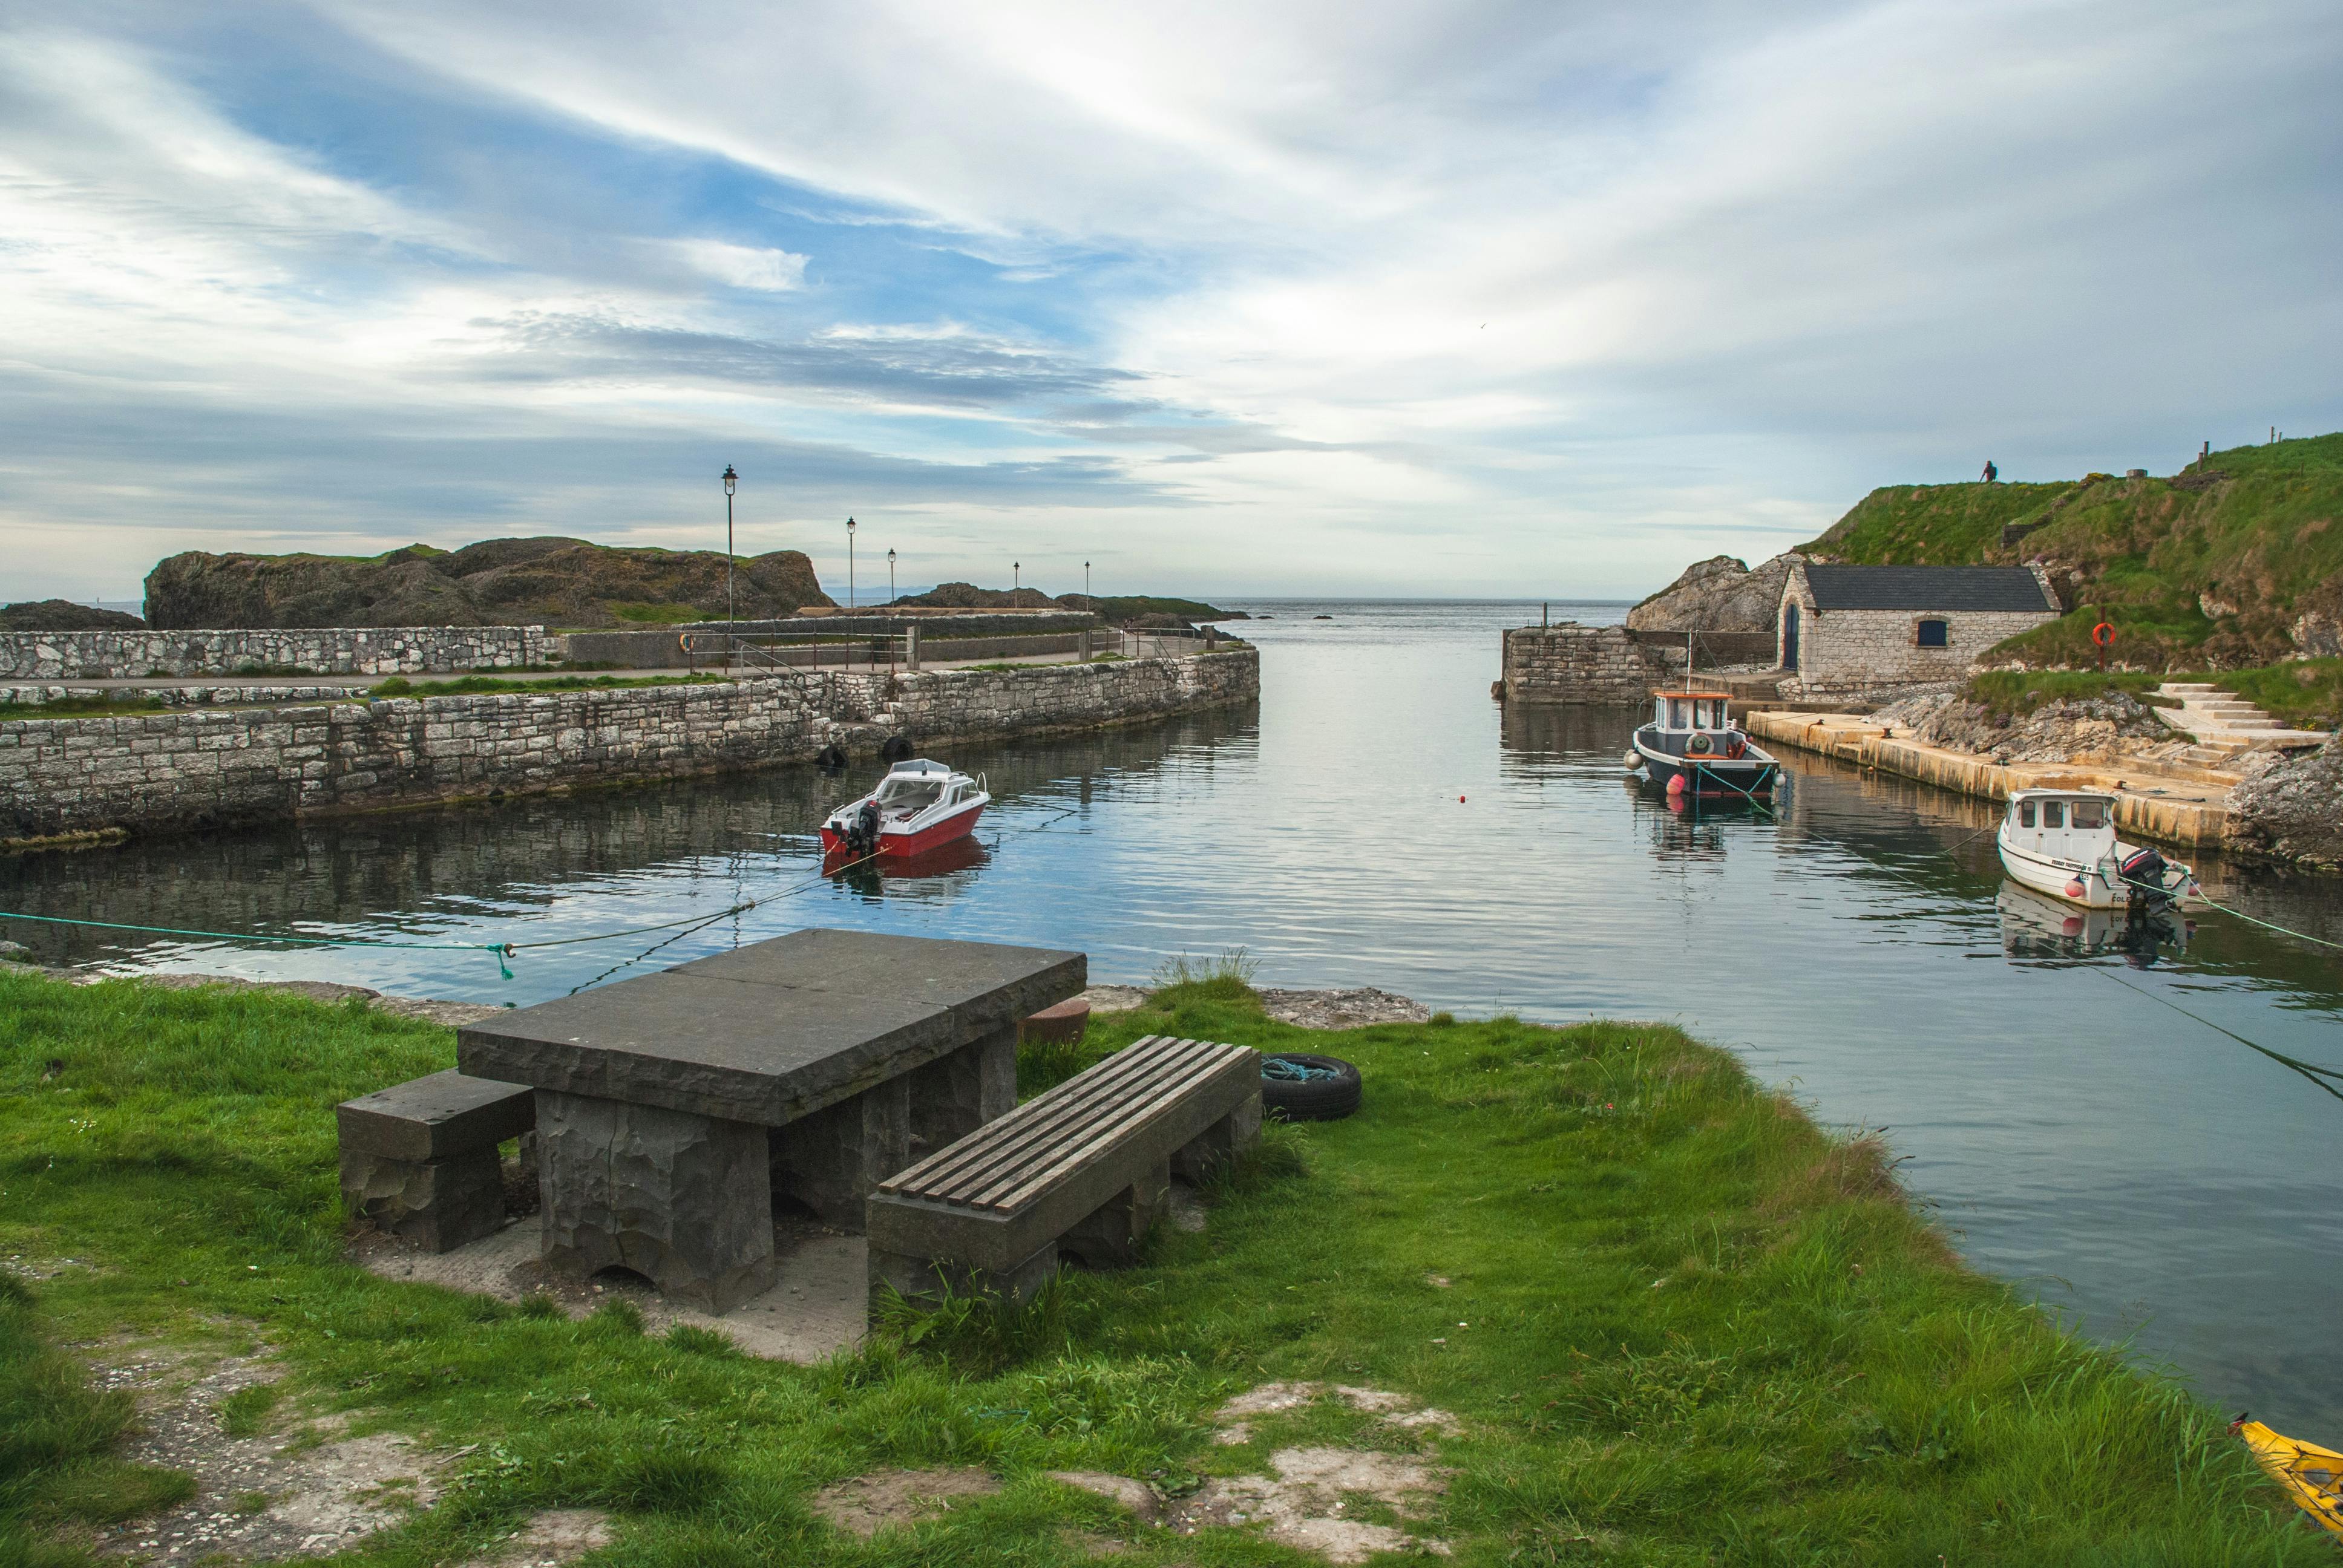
top-left (456, 929), bottom-right (1084, 1125)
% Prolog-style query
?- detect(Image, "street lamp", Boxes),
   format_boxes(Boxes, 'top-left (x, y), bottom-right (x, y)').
top-left (1014, 560), bottom-right (1020, 592)
top-left (721, 465), bottom-right (738, 664)
top-left (887, 547), bottom-right (896, 604)
top-left (1084, 560), bottom-right (1090, 607)
top-left (846, 517), bottom-right (856, 610)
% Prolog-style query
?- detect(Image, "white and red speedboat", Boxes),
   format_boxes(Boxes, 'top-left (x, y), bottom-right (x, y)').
top-left (820, 758), bottom-right (989, 861)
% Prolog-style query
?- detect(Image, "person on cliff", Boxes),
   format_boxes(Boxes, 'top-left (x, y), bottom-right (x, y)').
top-left (1981, 460), bottom-right (1999, 483)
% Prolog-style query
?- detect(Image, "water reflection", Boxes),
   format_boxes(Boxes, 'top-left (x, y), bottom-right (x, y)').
top-left (1997, 883), bottom-right (2191, 967)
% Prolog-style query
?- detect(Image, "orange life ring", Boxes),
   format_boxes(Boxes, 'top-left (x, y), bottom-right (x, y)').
top-left (1686, 733), bottom-right (1713, 756)
top-left (2091, 621), bottom-right (2115, 647)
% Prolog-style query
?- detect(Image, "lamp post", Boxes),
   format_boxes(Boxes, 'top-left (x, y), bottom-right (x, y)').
top-left (721, 465), bottom-right (737, 670)
top-left (1084, 560), bottom-right (1090, 608)
top-left (846, 517), bottom-right (856, 610)
top-left (887, 547), bottom-right (896, 604)
top-left (1014, 561), bottom-right (1020, 592)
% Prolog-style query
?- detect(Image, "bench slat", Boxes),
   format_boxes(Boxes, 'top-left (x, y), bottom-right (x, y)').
top-left (879, 1035), bottom-right (1215, 1206)
top-left (950, 1039), bottom-right (1226, 1207)
top-left (980, 1042), bottom-right (1250, 1212)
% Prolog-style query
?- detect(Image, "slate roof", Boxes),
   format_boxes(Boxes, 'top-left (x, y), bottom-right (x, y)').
top-left (1803, 565), bottom-right (2054, 613)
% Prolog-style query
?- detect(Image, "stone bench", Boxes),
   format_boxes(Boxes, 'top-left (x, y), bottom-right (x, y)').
top-left (337, 1070), bottom-right (535, 1253)
top-left (867, 1035), bottom-right (1261, 1303)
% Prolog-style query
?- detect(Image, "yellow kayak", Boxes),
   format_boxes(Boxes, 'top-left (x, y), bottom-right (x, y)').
top-left (2235, 1417), bottom-right (2343, 1537)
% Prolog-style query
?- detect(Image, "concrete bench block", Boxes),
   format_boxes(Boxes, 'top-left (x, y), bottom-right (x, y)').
top-left (336, 1069), bottom-right (536, 1254)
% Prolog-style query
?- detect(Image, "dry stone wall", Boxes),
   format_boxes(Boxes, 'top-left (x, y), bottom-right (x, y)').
top-left (0, 648), bottom-right (1257, 843)
top-left (1501, 626), bottom-right (1682, 704)
top-left (0, 626), bottom-right (551, 681)
top-left (1783, 608), bottom-right (2057, 700)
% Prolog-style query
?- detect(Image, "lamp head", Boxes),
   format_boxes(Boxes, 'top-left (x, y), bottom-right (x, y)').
top-left (847, 516), bottom-right (856, 534)
top-left (722, 465), bottom-right (736, 496)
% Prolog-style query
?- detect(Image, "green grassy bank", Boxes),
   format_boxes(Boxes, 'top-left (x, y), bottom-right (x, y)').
top-left (0, 970), bottom-right (2318, 1565)
top-left (1806, 432), bottom-right (2343, 670)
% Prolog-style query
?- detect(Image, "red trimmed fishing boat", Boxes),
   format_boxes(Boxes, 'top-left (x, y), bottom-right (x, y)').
top-left (1628, 690), bottom-right (1780, 799)
top-left (820, 758), bottom-right (989, 861)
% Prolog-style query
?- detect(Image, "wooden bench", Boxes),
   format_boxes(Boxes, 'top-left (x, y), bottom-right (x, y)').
top-left (867, 1036), bottom-right (1261, 1303)
top-left (337, 1070), bottom-right (535, 1253)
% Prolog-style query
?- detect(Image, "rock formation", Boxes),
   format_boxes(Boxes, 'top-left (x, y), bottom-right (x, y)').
top-left (142, 538), bottom-right (831, 629)
top-left (0, 599), bottom-right (147, 632)
top-left (1627, 553), bottom-right (1800, 633)
top-left (2226, 734), bottom-right (2343, 868)
top-left (1869, 688), bottom-right (2175, 765)
top-left (890, 581), bottom-right (1061, 610)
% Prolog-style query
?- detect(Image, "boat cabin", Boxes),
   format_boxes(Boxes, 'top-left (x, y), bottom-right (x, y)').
top-left (1651, 691), bottom-right (1735, 734)
top-left (874, 759), bottom-right (971, 816)
top-left (2002, 788), bottom-right (2117, 860)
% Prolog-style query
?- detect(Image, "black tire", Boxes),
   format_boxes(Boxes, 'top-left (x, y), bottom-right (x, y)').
top-left (816, 743), bottom-right (848, 769)
top-left (880, 734), bottom-right (913, 763)
top-left (1261, 1053), bottom-right (1362, 1122)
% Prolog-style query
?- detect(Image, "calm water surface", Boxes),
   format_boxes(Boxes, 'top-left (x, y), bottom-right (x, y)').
top-left (5, 600), bottom-right (2340, 1429)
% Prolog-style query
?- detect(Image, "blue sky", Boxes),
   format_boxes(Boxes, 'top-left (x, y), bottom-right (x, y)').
top-left (2, 0), bottom-right (2339, 604)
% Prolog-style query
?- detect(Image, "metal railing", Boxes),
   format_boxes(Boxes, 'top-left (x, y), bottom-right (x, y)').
top-left (1103, 627), bottom-right (1218, 659)
top-left (679, 630), bottom-right (916, 676)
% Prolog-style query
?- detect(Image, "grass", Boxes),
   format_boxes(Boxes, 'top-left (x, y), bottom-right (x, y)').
top-left (1806, 431), bottom-right (2343, 668)
top-left (2199, 658), bottom-right (2343, 731)
top-left (1959, 671), bottom-right (2176, 722)
top-left (0, 696), bottom-right (168, 722)
top-left (367, 674), bottom-right (729, 699)
top-left (0, 969), bottom-right (2322, 1565)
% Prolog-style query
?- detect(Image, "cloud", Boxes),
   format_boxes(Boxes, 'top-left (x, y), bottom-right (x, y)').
top-left (0, 1), bottom-right (2338, 601)
top-left (673, 239), bottom-right (807, 292)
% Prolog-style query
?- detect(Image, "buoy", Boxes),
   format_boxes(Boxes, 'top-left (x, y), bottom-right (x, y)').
top-left (1458, 795), bottom-right (1467, 803)
top-left (1666, 774), bottom-right (1687, 798)
top-left (2066, 879), bottom-right (2088, 900)
top-left (1622, 751), bottom-right (1642, 772)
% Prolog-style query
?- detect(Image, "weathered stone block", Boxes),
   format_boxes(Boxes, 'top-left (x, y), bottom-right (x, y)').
top-left (340, 1145), bottom-right (505, 1253)
top-left (773, 1077), bottom-right (909, 1230)
top-left (905, 1025), bottom-right (1016, 1159)
top-left (1171, 1088), bottom-right (1263, 1183)
top-left (537, 1090), bottom-right (776, 1314)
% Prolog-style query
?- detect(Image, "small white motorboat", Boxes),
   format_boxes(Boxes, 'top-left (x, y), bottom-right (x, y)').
top-left (1995, 786), bottom-right (2200, 910)
top-left (821, 758), bottom-right (989, 862)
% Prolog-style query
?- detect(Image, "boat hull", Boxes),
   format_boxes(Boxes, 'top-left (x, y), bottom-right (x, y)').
top-left (821, 799), bottom-right (985, 860)
top-left (1996, 831), bottom-right (2130, 908)
top-left (1633, 730), bottom-right (1778, 798)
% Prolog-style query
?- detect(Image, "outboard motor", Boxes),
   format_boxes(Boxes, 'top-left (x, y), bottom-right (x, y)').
top-left (2119, 846), bottom-right (2169, 907)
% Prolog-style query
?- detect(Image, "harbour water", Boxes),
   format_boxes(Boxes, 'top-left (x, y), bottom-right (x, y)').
top-left (4, 599), bottom-right (2339, 1431)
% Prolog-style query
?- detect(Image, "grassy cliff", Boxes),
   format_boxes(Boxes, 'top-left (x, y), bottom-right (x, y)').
top-left (1804, 433), bottom-right (2343, 669)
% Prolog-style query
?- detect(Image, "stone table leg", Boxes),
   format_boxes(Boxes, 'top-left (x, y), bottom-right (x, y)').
top-left (772, 1076), bottom-right (911, 1231)
top-left (537, 1090), bottom-right (775, 1314)
top-left (905, 1024), bottom-right (1017, 1158)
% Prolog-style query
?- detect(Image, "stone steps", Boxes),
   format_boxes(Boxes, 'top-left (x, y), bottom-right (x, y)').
top-left (2155, 682), bottom-right (2329, 749)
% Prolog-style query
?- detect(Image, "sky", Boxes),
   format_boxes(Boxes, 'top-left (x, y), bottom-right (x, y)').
top-left (2, 1), bottom-right (2339, 604)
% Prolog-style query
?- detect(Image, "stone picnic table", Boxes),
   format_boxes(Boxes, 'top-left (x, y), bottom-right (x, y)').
top-left (456, 929), bottom-right (1084, 1312)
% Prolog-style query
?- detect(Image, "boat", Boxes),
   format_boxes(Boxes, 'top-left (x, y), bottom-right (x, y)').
top-left (2233, 1417), bottom-right (2343, 1538)
top-left (1994, 787), bottom-right (2200, 910)
top-left (819, 758), bottom-right (989, 861)
top-left (1628, 690), bottom-right (1780, 799)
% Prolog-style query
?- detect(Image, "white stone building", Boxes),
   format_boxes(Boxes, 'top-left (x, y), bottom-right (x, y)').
top-left (1778, 563), bottom-right (2061, 699)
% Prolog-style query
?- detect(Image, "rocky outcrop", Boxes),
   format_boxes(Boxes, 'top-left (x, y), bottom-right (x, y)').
top-left (2290, 572), bottom-right (2343, 659)
top-left (143, 538), bottom-right (831, 630)
top-left (891, 582), bottom-right (1060, 610)
top-left (1627, 554), bottom-right (1800, 635)
top-left (1870, 689), bottom-right (2175, 765)
top-left (0, 600), bottom-right (146, 632)
top-left (2227, 734), bottom-right (2343, 867)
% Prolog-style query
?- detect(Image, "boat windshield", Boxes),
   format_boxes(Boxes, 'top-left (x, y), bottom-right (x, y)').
top-left (877, 779), bottom-right (944, 811)
top-left (2069, 798), bottom-right (2108, 829)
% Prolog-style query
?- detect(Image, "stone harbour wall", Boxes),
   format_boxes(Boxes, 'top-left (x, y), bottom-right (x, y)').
top-left (1500, 626), bottom-right (1683, 704)
top-left (0, 648), bottom-right (1258, 843)
top-left (0, 626), bottom-right (553, 681)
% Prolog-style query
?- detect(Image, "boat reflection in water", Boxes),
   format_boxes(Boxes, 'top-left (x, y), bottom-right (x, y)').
top-left (822, 832), bottom-right (991, 897)
top-left (1997, 881), bottom-right (2191, 967)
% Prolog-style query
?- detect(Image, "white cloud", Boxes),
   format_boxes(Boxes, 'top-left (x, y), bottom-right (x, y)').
top-left (673, 239), bottom-right (808, 292)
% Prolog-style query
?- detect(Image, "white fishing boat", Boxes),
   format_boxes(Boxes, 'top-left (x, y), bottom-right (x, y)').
top-left (1995, 787), bottom-right (2200, 910)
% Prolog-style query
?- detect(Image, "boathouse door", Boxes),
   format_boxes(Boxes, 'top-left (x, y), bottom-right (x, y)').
top-left (1781, 605), bottom-right (1800, 671)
